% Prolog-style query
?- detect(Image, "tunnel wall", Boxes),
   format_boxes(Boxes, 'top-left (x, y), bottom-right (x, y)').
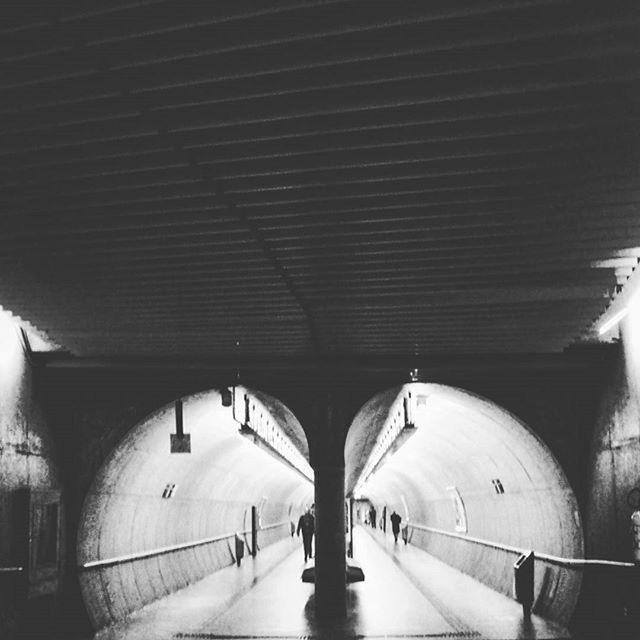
top-left (586, 302), bottom-right (640, 561)
top-left (405, 530), bottom-right (579, 623)
top-left (349, 384), bottom-right (583, 625)
top-left (0, 316), bottom-right (63, 639)
top-left (44, 374), bottom-right (188, 639)
top-left (582, 298), bottom-right (640, 618)
top-left (470, 376), bottom-right (600, 515)
top-left (77, 389), bottom-right (313, 630)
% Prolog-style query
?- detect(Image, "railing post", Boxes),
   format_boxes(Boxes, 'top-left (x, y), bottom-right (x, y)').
top-left (513, 551), bottom-right (535, 617)
top-left (234, 534), bottom-right (244, 566)
top-left (348, 498), bottom-right (354, 558)
top-left (251, 505), bottom-right (258, 556)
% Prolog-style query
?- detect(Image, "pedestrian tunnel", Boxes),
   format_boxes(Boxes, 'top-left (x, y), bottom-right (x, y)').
top-left (76, 387), bottom-right (314, 631)
top-left (77, 382), bottom-right (585, 636)
top-left (345, 383), bottom-right (584, 626)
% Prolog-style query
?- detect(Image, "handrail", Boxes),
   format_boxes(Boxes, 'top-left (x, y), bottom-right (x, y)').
top-left (81, 520), bottom-right (289, 570)
top-left (408, 523), bottom-right (635, 569)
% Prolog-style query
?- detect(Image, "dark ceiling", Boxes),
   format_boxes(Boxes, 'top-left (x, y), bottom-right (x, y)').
top-left (1, 1), bottom-right (639, 380)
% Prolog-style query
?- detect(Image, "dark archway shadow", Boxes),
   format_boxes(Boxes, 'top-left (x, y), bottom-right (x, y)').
top-left (304, 587), bottom-right (363, 638)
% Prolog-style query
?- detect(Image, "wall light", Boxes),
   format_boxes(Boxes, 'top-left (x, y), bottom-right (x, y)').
top-left (598, 307), bottom-right (629, 336)
top-left (231, 388), bottom-right (313, 483)
top-left (352, 389), bottom-right (418, 498)
top-left (595, 251), bottom-right (640, 337)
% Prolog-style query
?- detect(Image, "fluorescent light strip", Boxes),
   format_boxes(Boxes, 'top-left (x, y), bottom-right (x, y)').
top-left (353, 393), bottom-right (408, 497)
top-left (598, 307), bottom-right (629, 335)
top-left (238, 393), bottom-right (314, 482)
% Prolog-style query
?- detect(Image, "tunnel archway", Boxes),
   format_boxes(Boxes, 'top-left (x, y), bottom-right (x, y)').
top-left (345, 383), bottom-right (584, 624)
top-left (76, 387), bottom-right (314, 631)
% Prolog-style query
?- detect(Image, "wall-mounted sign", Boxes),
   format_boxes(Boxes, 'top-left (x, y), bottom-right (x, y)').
top-left (447, 486), bottom-right (467, 533)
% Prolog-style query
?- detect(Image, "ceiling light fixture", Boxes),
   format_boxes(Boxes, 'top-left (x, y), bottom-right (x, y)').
top-left (230, 387), bottom-right (313, 483)
top-left (594, 250), bottom-right (640, 338)
top-left (352, 389), bottom-right (418, 498)
top-left (598, 307), bottom-right (630, 336)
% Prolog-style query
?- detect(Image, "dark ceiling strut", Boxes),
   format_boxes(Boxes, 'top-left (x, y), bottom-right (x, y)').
top-left (223, 196), bottom-right (321, 348)
top-left (2, 119), bottom-right (638, 181)
top-left (4, 30), bottom-right (638, 116)
top-left (2, 91), bottom-right (636, 164)
top-left (43, 10), bottom-right (321, 354)
top-left (3, 69), bottom-right (639, 141)
top-left (3, 0), bottom-right (567, 70)
top-left (4, 128), bottom-right (639, 190)
top-left (1, 209), bottom-right (637, 253)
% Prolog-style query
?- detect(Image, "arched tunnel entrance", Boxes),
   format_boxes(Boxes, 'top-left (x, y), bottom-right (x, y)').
top-left (345, 383), bottom-right (584, 627)
top-left (76, 387), bottom-right (314, 630)
top-left (76, 383), bottom-right (584, 638)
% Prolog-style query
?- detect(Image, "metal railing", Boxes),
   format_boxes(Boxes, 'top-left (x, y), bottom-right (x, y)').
top-left (80, 520), bottom-right (290, 570)
top-left (408, 523), bottom-right (635, 569)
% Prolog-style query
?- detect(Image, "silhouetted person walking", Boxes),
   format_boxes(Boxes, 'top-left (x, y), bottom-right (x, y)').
top-left (369, 505), bottom-right (377, 529)
top-left (390, 511), bottom-right (402, 543)
top-left (297, 507), bottom-right (315, 562)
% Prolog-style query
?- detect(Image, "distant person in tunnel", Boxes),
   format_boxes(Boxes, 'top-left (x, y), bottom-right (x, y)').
top-left (369, 505), bottom-right (376, 529)
top-left (297, 506), bottom-right (315, 562)
top-left (390, 511), bottom-right (402, 543)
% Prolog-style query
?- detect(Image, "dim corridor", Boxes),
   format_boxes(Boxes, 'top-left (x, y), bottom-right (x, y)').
top-left (91, 527), bottom-right (571, 640)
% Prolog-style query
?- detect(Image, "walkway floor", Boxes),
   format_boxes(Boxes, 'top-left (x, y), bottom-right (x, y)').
top-left (93, 526), bottom-right (572, 640)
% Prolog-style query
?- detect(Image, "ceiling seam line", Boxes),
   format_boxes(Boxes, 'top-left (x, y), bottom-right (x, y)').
top-left (45, 10), bottom-right (322, 355)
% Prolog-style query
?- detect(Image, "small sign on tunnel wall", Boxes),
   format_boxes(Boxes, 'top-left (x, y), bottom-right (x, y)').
top-left (162, 484), bottom-right (177, 499)
top-left (170, 433), bottom-right (191, 453)
top-left (447, 486), bottom-right (468, 533)
top-left (492, 478), bottom-right (505, 495)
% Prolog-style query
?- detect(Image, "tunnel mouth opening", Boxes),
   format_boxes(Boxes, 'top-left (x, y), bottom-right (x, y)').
top-left (76, 386), bottom-right (314, 631)
top-left (345, 382), bottom-right (584, 625)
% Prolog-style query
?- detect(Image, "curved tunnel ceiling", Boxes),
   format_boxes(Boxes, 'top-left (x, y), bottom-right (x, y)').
top-left (250, 387), bottom-right (311, 461)
top-left (77, 386), bottom-right (313, 630)
top-left (345, 383), bottom-right (584, 623)
top-left (346, 383), bottom-right (582, 552)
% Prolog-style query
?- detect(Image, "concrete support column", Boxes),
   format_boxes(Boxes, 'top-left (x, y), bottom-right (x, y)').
top-left (279, 387), bottom-right (367, 622)
top-left (314, 464), bottom-right (346, 618)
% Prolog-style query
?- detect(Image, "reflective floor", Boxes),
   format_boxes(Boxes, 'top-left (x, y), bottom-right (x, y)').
top-left (94, 526), bottom-right (571, 640)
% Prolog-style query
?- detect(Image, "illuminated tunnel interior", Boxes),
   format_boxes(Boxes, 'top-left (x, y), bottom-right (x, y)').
top-left (77, 382), bottom-right (584, 635)
top-left (345, 383), bottom-right (584, 625)
top-left (76, 387), bottom-right (314, 630)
